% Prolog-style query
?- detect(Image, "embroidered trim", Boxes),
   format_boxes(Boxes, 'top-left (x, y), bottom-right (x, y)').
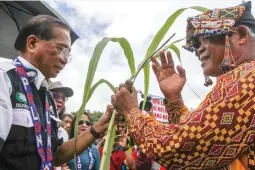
top-left (165, 96), bottom-right (184, 124)
top-left (184, 4), bottom-right (245, 52)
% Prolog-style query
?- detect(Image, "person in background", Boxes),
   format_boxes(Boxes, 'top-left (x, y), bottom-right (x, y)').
top-left (116, 117), bottom-right (137, 170)
top-left (49, 81), bottom-right (73, 119)
top-left (61, 113), bottom-right (74, 134)
top-left (116, 117), bottom-right (126, 136)
top-left (110, 132), bottom-right (136, 170)
top-left (49, 81), bottom-right (74, 142)
top-left (97, 123), bottom-right (136, 170)
top-left (68, 112), bottom-right (100, 170)
top-left (49, 81), bottom-right (74, 170)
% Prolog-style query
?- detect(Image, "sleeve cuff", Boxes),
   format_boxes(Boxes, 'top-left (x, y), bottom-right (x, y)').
top-left (125, 108), bottom-right (140, 120)
top-left (0, 138), bottom-right (4, 152)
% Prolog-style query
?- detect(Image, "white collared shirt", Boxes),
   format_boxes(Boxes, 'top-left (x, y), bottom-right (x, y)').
top-left (17, 56), bottom-right (46, 90)
top-left (0, 57), bottom-right (49, 151)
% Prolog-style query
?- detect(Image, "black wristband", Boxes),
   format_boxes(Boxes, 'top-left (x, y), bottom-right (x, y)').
top-left (90, 126), bottom-right (101, 139)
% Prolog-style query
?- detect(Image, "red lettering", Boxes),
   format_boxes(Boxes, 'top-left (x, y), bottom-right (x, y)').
top-left (158, 107), bottom-right (164, 112)
top-left (160, 100), bottom-right (164, 105)
top-left (153, 99), bottom-right (159, 104)
top-left (152, 106), bottom-right (157, 111)
top-left (157, 106), bottom-right (161, 111)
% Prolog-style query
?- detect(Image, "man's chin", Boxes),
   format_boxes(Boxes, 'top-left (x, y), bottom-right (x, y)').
top-left (203, 68), bottom-right (221, 77)
top-left (44, 72), bottom-right (58, 79)
top-left (50, 72), bottom-right (58, 78)
top-left (203, 67), bottom-right (213, 76)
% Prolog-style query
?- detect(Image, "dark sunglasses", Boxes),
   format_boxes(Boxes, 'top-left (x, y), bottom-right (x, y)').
top-left (78, 120), bottom-right (92, 126)
top-left (52, 92), bottom-right (68, 101)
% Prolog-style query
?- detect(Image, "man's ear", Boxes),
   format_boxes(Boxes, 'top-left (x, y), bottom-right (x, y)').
top-left (235, 25), bottom-right (249, 45)
top-left (26, 35), bottom-right (40, 53)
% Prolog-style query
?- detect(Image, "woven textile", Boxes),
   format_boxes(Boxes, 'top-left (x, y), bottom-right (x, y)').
top-left (126, 61), bottom-right (255, 169)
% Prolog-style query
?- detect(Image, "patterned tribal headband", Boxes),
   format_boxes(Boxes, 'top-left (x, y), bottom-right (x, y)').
top-left (183, 1), bottom-right (255, 86)
top-left (183, 1), bottom-right (255, 53)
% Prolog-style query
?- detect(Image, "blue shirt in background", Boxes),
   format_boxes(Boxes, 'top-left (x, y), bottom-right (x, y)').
top-left (68, 145), bottom-right (100, 170)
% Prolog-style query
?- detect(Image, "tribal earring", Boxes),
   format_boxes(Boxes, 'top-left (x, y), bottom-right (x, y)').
top-left (204, 75), bottom-right (213, 87)
top-left (219, 35), bottom-right (236, 73)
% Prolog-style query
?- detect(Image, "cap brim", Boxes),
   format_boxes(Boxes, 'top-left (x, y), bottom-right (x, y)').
top-left (50, 87), bottom-right (74, 98)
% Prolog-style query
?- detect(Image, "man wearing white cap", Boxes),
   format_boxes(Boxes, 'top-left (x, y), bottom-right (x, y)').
top-left (49, 81), bottom-right (73, 119)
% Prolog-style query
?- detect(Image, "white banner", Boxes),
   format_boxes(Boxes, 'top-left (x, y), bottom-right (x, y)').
top-left (150, 97), bottom-right (168, 123)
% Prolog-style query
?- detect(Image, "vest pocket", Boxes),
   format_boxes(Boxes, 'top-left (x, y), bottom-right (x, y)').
top-left (12, 108), bottom-right (33, 128)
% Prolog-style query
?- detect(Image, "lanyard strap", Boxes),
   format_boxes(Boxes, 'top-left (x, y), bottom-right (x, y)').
top-left (76, 147), bottom-right (93, 170)
top-left (88, 147), bottom-right (93, 170)
top-left (14, 58), bottom-right (52, 170)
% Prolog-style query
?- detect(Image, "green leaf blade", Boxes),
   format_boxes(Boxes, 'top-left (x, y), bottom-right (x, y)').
top-left (74, 37), bottom-right (135, 170)
top-left (169, 44), bottom-right (181, 65)
top-left (87, 79), bottom-right (115, 102)
top-left (99, 111), bottom-right (117, 170)
top-left (140, 6), bottom-right (207, 109)
top-left (112, 38), bottom-right (136, 76)
top-left (74, 37), bottom-right (113, 169)
top-left (142, 63), bottom-right (150, 110)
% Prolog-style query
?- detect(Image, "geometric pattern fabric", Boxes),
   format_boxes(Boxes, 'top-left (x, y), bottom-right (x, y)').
top-left (126, 61), bottom-right (255, 169)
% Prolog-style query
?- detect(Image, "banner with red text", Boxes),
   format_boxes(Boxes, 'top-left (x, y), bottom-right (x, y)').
top-left (149, 95), bottom-right (168, 123)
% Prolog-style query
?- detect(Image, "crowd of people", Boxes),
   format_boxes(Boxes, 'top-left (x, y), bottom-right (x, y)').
top-left (49, 80), bottom-right (165, 170)
top-left (0, 1), bottom-right (255, 170)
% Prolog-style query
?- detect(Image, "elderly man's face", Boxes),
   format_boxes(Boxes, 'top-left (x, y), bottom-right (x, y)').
top-left (31, 26), bottom-right (71, 78)
top-left (196, 36), bottom-right (225, 77)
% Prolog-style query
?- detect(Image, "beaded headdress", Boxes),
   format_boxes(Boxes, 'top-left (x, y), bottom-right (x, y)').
top-left (183, 1), bottom-right (255, 86)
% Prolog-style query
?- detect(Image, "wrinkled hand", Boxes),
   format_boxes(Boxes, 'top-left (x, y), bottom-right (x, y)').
top-left (111, 86), bottom-right (138, 116)
top-left (93, 105), bottom-right (121, 135)
top-left (151, 51), bottom-right (186, 101)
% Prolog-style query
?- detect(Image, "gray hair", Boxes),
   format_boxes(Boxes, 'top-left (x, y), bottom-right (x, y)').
top-left (15, 15), bottom-right (71, 51)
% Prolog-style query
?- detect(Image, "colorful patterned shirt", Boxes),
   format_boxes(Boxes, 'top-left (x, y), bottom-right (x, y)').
top-left (126, 61), bottom-right (255, 170)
